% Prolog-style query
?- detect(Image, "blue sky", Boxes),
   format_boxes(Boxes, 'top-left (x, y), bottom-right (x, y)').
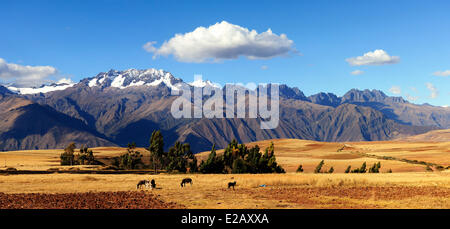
top-left (1, 0), bottom-right (449, 106)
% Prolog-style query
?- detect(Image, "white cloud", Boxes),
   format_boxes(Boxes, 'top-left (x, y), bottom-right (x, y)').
top-left (261, 65), bottom-right (269, 70)
top-left (433, 70), bottom-right (450, 77)
top-left (351, 70), bottom-right (364, 75)
top-left (144, 21), bottom-right (296, 63)
top-left (143, 41), bottom-right (158, 53)
top-left (425, 82), bottom-right (439, 99)
top-left (0, 58), bottom-right (57, 87)
top-left (346, 49), bottom-right (400, 66)
top-left (405, 94), bottom-right (419, 102)
top-left (389, 86), bottom-right (401, 95)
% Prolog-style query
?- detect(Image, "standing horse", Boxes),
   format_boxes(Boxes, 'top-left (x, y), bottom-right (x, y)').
top-left (228, 181), bottom-right (237, 190)
top-left (136, 180), bottom-right (149, 189)
top-left (180, 178), bottom-right (193, 187)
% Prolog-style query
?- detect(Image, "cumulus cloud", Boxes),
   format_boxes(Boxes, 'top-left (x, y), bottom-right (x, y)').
top-left (346, 49), bottom-right (400, 66)
top-left (389, 86), bottom-right (401, 95)
top-left (144, 21), bottom-right (296, 63)
top-left (0, 58), bottom-right (58, 87)
top-left (143, 41), bottom-right (158, 53)
top-left (425, 82), bottom-right (439, 99)
top-left (433, 70), bottom-right (450, 77)
top-left (351, 70), bottom-right (364, 75)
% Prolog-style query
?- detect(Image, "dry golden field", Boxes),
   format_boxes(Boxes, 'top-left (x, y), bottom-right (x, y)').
top-left (197, 139), bottom-right (450, 173)
top-left (0, 139), bottom-right (449, 209)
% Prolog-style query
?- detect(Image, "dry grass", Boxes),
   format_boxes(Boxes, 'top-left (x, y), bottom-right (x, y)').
top-left (0, 139), bottom-right (449, 209)
top-left (0, 172), bottom-right (449, 209)
top-left (197, 139), bottom-right (450, 172)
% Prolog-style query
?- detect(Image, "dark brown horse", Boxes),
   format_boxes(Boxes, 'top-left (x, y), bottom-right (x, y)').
top-left (181, 178), bottom-right (193, 187)
top-left (228, 181), bottom-right (236, 190)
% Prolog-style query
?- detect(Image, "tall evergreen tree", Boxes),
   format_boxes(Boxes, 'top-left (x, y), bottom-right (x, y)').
top-left (148, 130), bottom-right (164, 173)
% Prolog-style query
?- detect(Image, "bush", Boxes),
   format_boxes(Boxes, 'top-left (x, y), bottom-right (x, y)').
top-left (76, 145), bottom-right (98, 165)
top-left (232, 158), bottom-right (248, 174)
top-left (359, 162), bottom-right (367, 173)
top-left (351, 162), bottom-right (367, 173)
top-left (60, 142), bottom-right (76, 166)
top-left (369, 162), bottom-right (381, 173)
top-left (113, 144), bottom-right (144, 170)
top-left (328, 167), bottom-right (334, 173)
top-left (166, 142), bottom-right (193, 173)
top-left (345, 165), bottom-right (351, 173)
top-left (314, 160), bottom-right (324, 173)
top-left (199, 144), bottom-right (225, 173)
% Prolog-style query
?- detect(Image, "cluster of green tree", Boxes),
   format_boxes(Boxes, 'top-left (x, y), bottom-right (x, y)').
top-left (60, 143), bottom-right (100, 166)
top-left (345, 162), bottom-right (381, 173)
top-left (61, 130), bottom-right (283, 174)
top-left (198, 140), bottom-right (285, 174)
top-left (112, 142), bottom-right (145, 170)
top-left (148, 130), bottom-right (196, 173)
top-left (312, 160), bottom-right (334, 173)
top-left (295, 161), bottom-right (385, 173)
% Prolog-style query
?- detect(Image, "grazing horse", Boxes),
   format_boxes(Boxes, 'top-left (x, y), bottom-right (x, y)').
top-left (181, 178), bottom-right (193, 187)
top-left (150, 179), bottom-right (156, 189)
top-left (136, 180), bottom-right (149, 189)
top-left (228, 181), bottom-right (237, 190)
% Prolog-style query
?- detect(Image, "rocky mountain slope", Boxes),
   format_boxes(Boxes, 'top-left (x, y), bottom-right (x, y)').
top-left (1, 68), bottom-right (447, 152)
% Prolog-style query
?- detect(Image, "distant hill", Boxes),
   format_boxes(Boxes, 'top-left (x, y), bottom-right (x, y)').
top-left (0, 96), bottom-right (115, 151)
top-left (398, 129), bottom-right (450, 142)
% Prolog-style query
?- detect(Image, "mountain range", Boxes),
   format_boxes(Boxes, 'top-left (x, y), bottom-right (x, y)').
top-left (0, 68), bottom-right (448, 152)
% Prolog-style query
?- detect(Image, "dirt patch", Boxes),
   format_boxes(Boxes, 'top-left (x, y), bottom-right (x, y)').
top-left (0, 191), bottom-right (183, 209)
top-left (235, 186), bottom-right (450, 209)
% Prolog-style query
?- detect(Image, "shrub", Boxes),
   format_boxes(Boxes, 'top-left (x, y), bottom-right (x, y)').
top-left (60, 142), bottom-right (76, 166)
top-left (314, 160), bottom-right (325, 173)
top-left (113, 144), bottom-right (144, 170)
top-left (189, 157), bottom-right (198, 173)
top-left (359, 162), bottom-right (367, 173)
top-left (345, 165), bottom-right (351, 173)
top-left (328, 167), bottom-right (334, 173)
top-left (369, 162), bottom-right (381, 173)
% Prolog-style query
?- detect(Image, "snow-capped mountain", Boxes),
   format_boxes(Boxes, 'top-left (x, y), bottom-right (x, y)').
top-left (3, 68), bottom-right (221, 95)
top-left (6, 78), bottom-right (75, 95)
top-left (82, 68), bottom-right (184, 90)
top-left (188, 78), bottom-right (221, 88)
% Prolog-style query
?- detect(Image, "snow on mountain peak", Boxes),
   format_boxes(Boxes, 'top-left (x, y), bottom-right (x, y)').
top-left (3, 68), bottom-right (220, 94)
top-left (86, 68), bottom-right (183, 90)
top-left (6, 79), bottom-right (75, 95)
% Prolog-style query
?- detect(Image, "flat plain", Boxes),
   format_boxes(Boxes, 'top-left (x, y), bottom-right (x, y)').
top-left (0, 139), bottom-right (449, 209)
